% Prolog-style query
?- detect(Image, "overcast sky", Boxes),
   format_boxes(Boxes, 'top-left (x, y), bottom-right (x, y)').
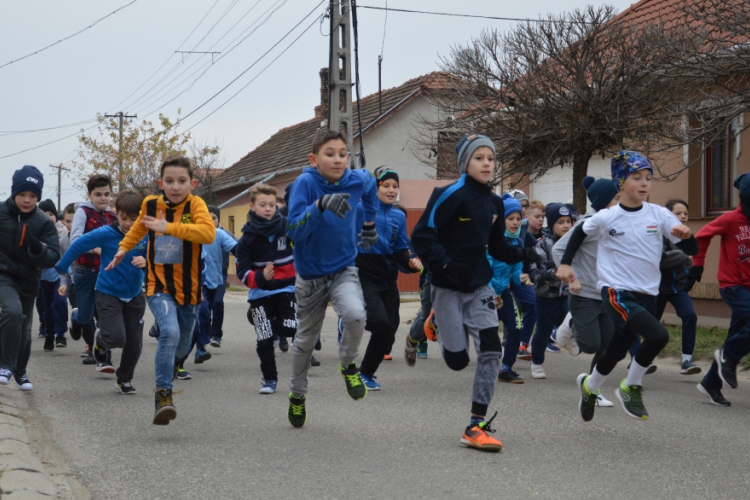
top-left (0, 0), bottom-right (637, 207)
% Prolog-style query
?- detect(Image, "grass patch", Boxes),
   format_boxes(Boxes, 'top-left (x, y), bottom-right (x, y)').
top-left (660, 324), bottom-right (750, 370)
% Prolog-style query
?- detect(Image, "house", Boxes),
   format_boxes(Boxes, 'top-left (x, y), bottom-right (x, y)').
top-left (214, 69), bottom-right (456, 291)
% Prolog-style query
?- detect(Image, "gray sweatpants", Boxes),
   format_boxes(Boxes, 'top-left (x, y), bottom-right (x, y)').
top-left (431, 284), bottom-right (501, 417)
top-left (95, 291), bottom-right (146, 383)
top-left (0, 276), bottom-right (34, 376)
top-left (290, 267), bottom-right (367, 396)
top-left (568, 294), bottom-right (614, 372)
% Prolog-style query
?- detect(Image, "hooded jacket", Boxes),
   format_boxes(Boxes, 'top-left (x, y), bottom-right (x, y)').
top-left (286, 167), bottom-right (377, 279)
top-left (355, 200), bottom-right (414, 285)
top-left (236, 211), bottom-right (295, 302)
top-left (530, 229), bottom-right (569, 299)
top-left (693, 207), bottom-right (750, 289)
top-left (488, 235), bottom-right (524, 295)
top-left (0, 198), bottom-right (61, 296)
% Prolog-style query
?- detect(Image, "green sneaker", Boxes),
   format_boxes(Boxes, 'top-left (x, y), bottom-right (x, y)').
top-left (340, 363), bottom-right (367, 401)
top-left (616, 379), bottom-right (648, 420)
top-left (288, 392), bottom-right (307, 428)
top-left (417, 340), bottom-right (428, 359)
top-left (577, 373), bottom-right (599, 422)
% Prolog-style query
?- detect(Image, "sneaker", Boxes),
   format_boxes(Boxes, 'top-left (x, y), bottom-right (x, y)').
top-left (546, 343), bottom-right (561, 353)
top-left (340, 363), bottom-right (367, 400)
top-left (596, 394), bottom-right (614, 407)
top-left (38, 327), bottom-right (46, 338)
top-left (55, 337), bottom-right (67, 348)
top-left (210, 337), bottom-right (221, 348)
top-left (194, 347), bottom-right (212, 364)
top-left (531, 364), bottom-right (546, 379)
top-left (359, 372), bottom-right (381, 391)
top-left (117, 380), bottom-right (136, 395)
top-left (314, 338), bottom-right (321, 351)
top-left (555, 313), bottom-right (574, 348)
top-left (13, 374), bottom-right (32, 391)
top-left (424, 310), bottom-right (438, 342)
top-left (43, 336), bottom-right (55, 352)
top-left (404, 336), bottom-right (418, 367)
top-left (279, 336), bottom-right (288, 352)
top-left (646, 365), bottom-right (657, 375)
top-left (259, 379), bottom-right (278, 394)
top-left (93, 339), bottom-right (108, 364)
top-left (616, 379), bottom-right (648, 420)
top-left (715, 348), bottom-right (738, 389)
top-left (498, 370), bottom-right (524, 384)
top-left (288, 392), bottom-right (307, 428)
top-left (69, 310), bottom-right (82, 341)
top-left (148, 323), bottom-right (159, 339)
top-left (96, 361), bottom-right (115, 374)
top-left (460, 412), bottom-right (502, 451)
top-left (383, 354), bottom-right (393, 361)
top-left (0, 368), bottom-right (11, 385)
top-left (176, 367), bottom-right (192, 380)
top-left (310, 355), bottom-right (321, 367)
top-left (697, 380), bottom-right (731, 407)
top-left (80, 345), bottom-right (91, 358)
top-left (153, 389), bottom-right (177, 425)
top-left (337, 318), bottom-right (344, 344)
top-left (680, 359), bottom-right (701, 375)
top-left (82, 353), bottom-right (96, 365)
top-left (417, 340), bottom-right (428, 359)
top-left (517, 344), bottom-right (532, 361)
top-left (577, 373), bottom-right (599, 422)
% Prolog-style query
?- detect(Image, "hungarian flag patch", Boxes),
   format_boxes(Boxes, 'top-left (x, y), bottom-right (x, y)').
top-left (646, 225), bottom-right (658, 234)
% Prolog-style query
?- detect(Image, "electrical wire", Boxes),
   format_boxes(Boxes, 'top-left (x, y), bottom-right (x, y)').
top-left (0, 0), bottom-right (139, 70)
top-left (379, 0), bottom-right (387, 60)
top-left (0, 118), bottom-right (97, 136)
top-left (0, 124), bottom-right (98, 160)
top-left (358, 5), bottom-right (578, 23)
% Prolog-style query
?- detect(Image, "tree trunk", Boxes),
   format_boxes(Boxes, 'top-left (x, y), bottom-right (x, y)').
top-left (572, 151), bottom-right (592, 215)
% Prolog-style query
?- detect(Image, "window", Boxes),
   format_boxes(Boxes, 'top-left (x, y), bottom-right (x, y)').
top-left (704, 123), bottom-right (737, 214)
top-left (228, 216), bottom-right (235, 235)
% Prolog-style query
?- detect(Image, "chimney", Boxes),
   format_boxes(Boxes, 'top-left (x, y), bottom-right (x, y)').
top-left (316, 67), bottom-right (329, 125)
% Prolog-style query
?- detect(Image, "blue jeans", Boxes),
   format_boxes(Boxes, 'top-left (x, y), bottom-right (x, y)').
top-left (510, 281), bottom-right (536, 345)
top-left (72, 267), bottom-right (98, 344)
top-left (211, 283), bottom-right (226, 339)
top-left (531, 295), bottom-right (568, 365)
top-left (498, 288), bottom-right (522, 370)
top-left (656, 290), bottom-right (697, 355)
top-left (148, 293), bottom-right (198, 391)
top-left (703, 285), bottom-right (750, 390)
top-left (39, 280), bottom-right (68, 338)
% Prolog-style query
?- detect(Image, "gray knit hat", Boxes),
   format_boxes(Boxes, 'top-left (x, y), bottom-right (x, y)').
top-left (455, 134), bottom-right (496, 175)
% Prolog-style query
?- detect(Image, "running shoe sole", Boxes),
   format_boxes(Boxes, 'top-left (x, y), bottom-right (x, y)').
top-left (681, 365), bottom-right (702, 375)
top-left (697, 382), bottom-right (731, 407)
top-left (153, 407), bottom-right (177, 426)
top-left (97, 365), bottom-right (116, 374)
top-left (460, 437), bottom-right (502, 452)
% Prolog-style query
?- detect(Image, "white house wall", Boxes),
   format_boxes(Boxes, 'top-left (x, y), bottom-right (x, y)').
top-left (528, 157), bottom-right (610, 211)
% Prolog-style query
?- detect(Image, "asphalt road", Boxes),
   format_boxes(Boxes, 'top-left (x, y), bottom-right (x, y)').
top-left (18, 294), bottom-right (750, 500)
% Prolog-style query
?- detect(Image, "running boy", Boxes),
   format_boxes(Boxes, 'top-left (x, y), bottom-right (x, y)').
top-left (286, 129), bottom-right (378, 428)
top-left (37, 200), bottom-right (67, 352)
top-left (558, 151), bottom-right (697, 422)
top-left (107, 156), bottom-right (215, 425)
top-left (412, 133), bottom-right (526, 451)
top-left (0, 166), bottom-right (60, 390)
top-left (57, 191), bottom-right (147, 393)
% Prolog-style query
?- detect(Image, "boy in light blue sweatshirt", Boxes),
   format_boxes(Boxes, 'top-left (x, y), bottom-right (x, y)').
top-left (56, 191), bottom-right (147, 394)
top-left (285, 129), bottom-right (378, 427)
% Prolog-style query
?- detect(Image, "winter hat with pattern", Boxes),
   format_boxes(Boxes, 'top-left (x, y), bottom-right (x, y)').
top-left (611, 150), bottom-right (653, 188)
top-left (455, 134), bottom-right (495, 175)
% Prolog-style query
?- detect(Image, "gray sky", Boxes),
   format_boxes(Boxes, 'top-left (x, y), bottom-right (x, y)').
top-left (0, 0), bottom-right (637, 207)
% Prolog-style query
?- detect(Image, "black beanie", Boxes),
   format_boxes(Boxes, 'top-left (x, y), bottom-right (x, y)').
top-left (11, 165), bottom-right (44, 200)
top-left (38, 199), bottom-right (58, 218)
top-left (208, 205), bottom-right (220, 218)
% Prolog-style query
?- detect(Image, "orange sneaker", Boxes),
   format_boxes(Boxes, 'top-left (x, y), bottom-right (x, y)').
top-left (517, 343), bottom-right (532, 361)
top-left (383, 354), bottom-right (393, 361)
top-left (461, 412), bottom-right (502, 451)
top-left (424, 310), bottom-right (438, 342)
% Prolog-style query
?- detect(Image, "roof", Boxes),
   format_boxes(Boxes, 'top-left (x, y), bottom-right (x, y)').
top-left (216, 71), bottom-right (453, 190)
top-left (616, 0), bottom-right (746, 39)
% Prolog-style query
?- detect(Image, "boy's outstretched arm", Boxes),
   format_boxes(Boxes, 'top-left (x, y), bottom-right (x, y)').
top-left (55, 230), bottom-right (104, 274)
top-left (287, 177), bottom-right (326, 242)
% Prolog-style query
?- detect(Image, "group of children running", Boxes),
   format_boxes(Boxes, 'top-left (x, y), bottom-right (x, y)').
top-left (1, 129), bottom-right (749, 451)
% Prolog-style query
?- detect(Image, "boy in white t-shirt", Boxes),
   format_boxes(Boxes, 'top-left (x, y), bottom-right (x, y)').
top-left (557, 151), bottom-right (697, 422)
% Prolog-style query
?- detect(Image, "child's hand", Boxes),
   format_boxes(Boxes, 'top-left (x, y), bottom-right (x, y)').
top-left (142, 210), bottom-right (167, 233)
top-left (357, 222), bottom-right (378, 251)
top-left (58, 285), bottom-right (67, 296)
top-left (495, 295), bottom-right (503, 309)
top-left (520, 273), bottom-right (533, 286)
top-left (131, 256), bottom-right (146, 269)
top-left (556, 264), bottom-right (576, 284)
top-left (408, 257), bottom-right (423, 271)
top-left (105, 250), bottom-right (126, 271)
top-left (263, 262), bottom-right (274, 280)
top-left (318, 193), bottom-right (351, 219)
top-left (671, 224), bottom-right (692, 240)
top-left (569, 279), bottom-right (582, 293)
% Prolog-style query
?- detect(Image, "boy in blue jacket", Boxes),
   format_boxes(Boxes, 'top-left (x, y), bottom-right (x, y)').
top-left (57, 191), bottom-right (147, 394)
top-left (285, 129), bottom-right (378, 427)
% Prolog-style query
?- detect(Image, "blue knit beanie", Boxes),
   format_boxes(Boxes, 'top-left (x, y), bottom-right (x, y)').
top-left (546, 202), bottom-right (571, 228)
top-left (11, 165), bottom-right (44, 200)
top-left (734, 173), bottom-right (750, 201)
top-left (501, 194), bottom-right (522, 219)
top-left (455, 134), bottom-right (496, 175)
top-left (583, 176), bottom-right (619, 211)
top-left (611, 151), bottom-right (653, 188)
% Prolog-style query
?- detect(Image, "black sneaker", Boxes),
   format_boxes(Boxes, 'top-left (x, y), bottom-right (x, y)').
top-left (339, 363), bottom-right (367, 401)
top-left (55, 337), bottom-right (67, 348)
top-left (96, 361), bottom-right (115, 374)
top-left (577, 373), bottom-right (598, 422)
top-left (697, 380), bottom-right (731, 407)
top-left (279, 336), bottom-right (289, 352)
top-left (498, 370), bottom-right (524, 384)
top-left (148, 323), bottom-right (159, 339)
top-left (13, 374), bottom-right (32, 391)
top-left (43, 335), bottom-right (55, 352)
top-left (176, 367), bottom-right (192, 380)
top-left (93, 340), bottom-right (108, 364)
top-left (616, 379), bottom-right (648, 420)
top-left (310, 355), bottom-right (321, 367)
top-left (314, 338), bottom-right (321, 351)
top-left (715, 348), bottom-right (738, 389)
top-left (117, 380), bottom-right (136, 395)
top-left (82, 353), bottom-right (96, 365)
top-left (288, 392), bottom-right (307, 428)
top-left (153, 389), bottom-right (177, 425)
top-left (69, 310), bottom-right (82, 341)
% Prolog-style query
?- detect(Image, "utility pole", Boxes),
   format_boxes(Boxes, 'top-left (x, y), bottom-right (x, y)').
top-left (104, 111), bottom-right (137, 192)
top-left (328, 0), bottom-right (354, 165)
top-left (50, 163), bottom-right (69, 210)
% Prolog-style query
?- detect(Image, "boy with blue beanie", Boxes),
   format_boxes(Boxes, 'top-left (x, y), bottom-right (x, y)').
top-left (559, 151), bottom-right (697, 422)
top-left (412, 133), bottom-right (527, 451)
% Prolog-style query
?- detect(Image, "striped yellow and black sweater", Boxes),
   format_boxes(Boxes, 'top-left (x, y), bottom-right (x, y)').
top-left (119, 193), bottom-right (216, 305)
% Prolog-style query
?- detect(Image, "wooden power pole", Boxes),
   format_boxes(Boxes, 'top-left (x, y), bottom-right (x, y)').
top-left (105, 111), bottom-right (137, 192)
top-left (328, 0), bottom-right (354, 165)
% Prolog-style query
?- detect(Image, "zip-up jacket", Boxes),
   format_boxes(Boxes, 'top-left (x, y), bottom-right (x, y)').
top-left (693, 207), bottom-right (750, 289)
top-left (71, 201), bottom-right (117, 270)
top-left (530, 229), bottom-right (569, 298)
top-left (355, 200), bottom-right (414, 285)
top-left (488, 234), bottom-right (524, 295)
top-left (287, 167), bottom-right (377, 279)
top-left (0, 198), bottom-right (61, 297)
top-left (119, 193), bottom-right (215, 305)
top-left (411, 174), bottom-right (524, 293)
top-left (57, 223), bottom-right (146, 300)
top-left (202, 227), bottom-right (237, 290)
top-left (236, 211), bottom-right (295, 302)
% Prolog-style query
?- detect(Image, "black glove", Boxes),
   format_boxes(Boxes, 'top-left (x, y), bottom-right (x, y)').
top-left (523, 246), bottom-right (540, 268)
top-left (443, 260), bottom-right (474, 287)
top-left (357, 222), bottom-right (378, 251)
top-left (318, 193), bottom-right (351, 219)
top-left (684, 266), bottom-right (704, 292)
top-left (25, 230), bottom-right (44, 256)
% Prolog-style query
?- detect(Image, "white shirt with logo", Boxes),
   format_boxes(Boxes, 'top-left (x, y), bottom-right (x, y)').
top-left (582, 203), bottom-right (681, 296)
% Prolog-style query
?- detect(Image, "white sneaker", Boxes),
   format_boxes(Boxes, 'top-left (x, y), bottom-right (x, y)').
top-left (596, 393), bottom-right (614, 407)
top-left (0, 368), bottom-right (11, 385)
top-left (531, 364), bottom-right (546, 379)
top-left (555, 313), bottom-right (573, 348)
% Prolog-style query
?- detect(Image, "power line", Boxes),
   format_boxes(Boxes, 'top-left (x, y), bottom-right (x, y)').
top-left (0, 119), bottom-right (97, 136)
top-left (358, 5), bottom-right (570, 23)
top-left (0, 124), bottom-right (98, 160)
top-left (0, 0), bottom-right (139, 70)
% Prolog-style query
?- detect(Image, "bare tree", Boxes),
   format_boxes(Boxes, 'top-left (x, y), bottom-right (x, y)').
top-left (421, 5), bottom-right (720, 210)
top-left (189, 138), bottom-right (225, 206)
